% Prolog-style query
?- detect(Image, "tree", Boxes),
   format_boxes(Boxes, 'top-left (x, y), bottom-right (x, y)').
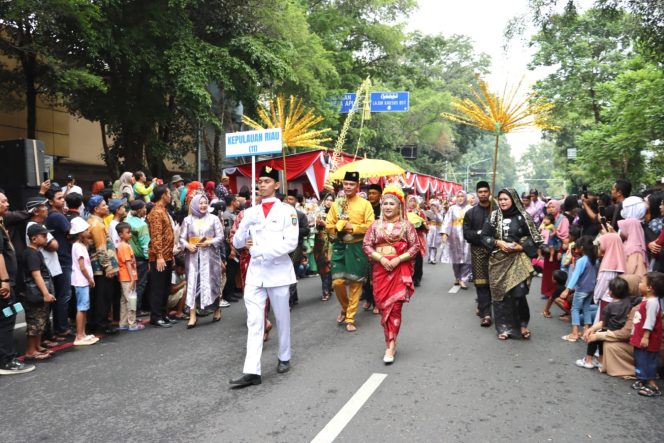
top-left (520, 140), bottom-right (567, 196)
top-left (0, 0), bottom-right (103, 137)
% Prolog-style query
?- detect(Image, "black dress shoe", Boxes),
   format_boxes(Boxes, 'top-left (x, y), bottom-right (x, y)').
top-left (150, 319), bottom-right (172, 328)
top-left (163, 316), bottom-right (178, 325)
top-left (277, 360), bottom-right (290, 374)
top-left (229, 373), bottom-right (261, 387)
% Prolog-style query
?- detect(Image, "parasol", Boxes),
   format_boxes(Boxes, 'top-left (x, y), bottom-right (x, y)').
top-left (329, 158), bottom-right (405, 181)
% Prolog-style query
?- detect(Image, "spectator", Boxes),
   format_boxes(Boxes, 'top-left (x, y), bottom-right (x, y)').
top-left (118, 172), bottom-right (135, 201)
top-left (215, 175), bottom-right (231, 201)
top-left (221, 194), bottom-right (240, 305)
top-left (560, 236), bottom-right (597, 342)
top-left (87, 195), bottom-right (119, 334)
top-left (133, 171), bottom-right (156, 202)
top-left (63, 175), bottom-right (83, 198)
top-left (108, 198), bottom-right (127, 249)
top-left (45, 188), bottom-right (72, 338)
top-left (69, 218), bottom-right (99, 346)
top-left (169, 255), bottom-right (187, 319)
top-left (528, 189), bottom-right (545, 226)
top-left (147, 185), bottom-right (176, 328)
top-left (0, 189), bottom-right (35, 375)
top-left (115, 222), bottom-right (143, 332)
top-left (170, 175), bottom-right (186, 212)
top-left (608, 179), bottom-right (631, 230)
top-left (126, 200), bottom-right (150, 314)
top-left (64, 192), bottom-right (83, 222)
top-left (22, 224), bottom-right (57, 361)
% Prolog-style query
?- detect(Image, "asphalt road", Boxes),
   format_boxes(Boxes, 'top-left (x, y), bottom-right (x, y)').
top-left (2, 262), bottom-right (664, 442)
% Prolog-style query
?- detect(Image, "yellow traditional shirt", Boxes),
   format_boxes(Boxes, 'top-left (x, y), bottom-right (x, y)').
top-left (325, 195), bottom-right (375, 240)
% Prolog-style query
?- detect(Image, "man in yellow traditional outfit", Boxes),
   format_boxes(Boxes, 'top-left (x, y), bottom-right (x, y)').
top-left (326, 171), bottom-right (375, 332)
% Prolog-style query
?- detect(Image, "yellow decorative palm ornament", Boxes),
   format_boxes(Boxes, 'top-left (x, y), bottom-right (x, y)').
top-left (242, 95), bottom-right (331, 152)
top-left (441, 77), bottom-right (557, 196)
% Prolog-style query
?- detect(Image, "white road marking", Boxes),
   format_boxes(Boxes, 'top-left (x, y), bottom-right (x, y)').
top-left (311, 373), bottom-right (388, 443)
top-left (14, 322), bottom-right (26, 330)
top-left (448, 285), bottom-right (461, 294)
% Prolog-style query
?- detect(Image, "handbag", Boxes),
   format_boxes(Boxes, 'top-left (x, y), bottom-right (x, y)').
top-left (24, 276), bottom-right (53, 304)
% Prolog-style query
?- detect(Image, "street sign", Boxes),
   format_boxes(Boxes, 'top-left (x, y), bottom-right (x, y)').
top-left (369, 91), bottom-right (409, 112)
top-left (225, 128), bottom-right (283, 158)
top-left (339, 91), bottom-right (410, 113)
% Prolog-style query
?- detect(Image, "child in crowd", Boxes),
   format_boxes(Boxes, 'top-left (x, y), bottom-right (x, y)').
top-left (297, 256), bottom-right (309, 279)
top-left (561, 236), bottom-right (597, 342)
top-left (542, 270), bottom-right (568, 319)
top-left (577, 277), bottom-right (632, 369)
top-left (70, 218), bottom-right (100, 346)
top-left (539, 214), bottom-right (560, 262)
top-left (22, 224), bottom-right (57, 360)
top-left (116, 222), bottom-right (143, 331)
top-left (630, 272), bottom-right (663, 397)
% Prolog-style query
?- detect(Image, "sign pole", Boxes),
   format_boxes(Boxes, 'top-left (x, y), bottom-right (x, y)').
top-left (251, 155), bottom-right (256, 207)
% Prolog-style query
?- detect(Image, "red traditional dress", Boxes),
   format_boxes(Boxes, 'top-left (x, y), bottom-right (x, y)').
top-left (363, 219), bottom-right (419, 345)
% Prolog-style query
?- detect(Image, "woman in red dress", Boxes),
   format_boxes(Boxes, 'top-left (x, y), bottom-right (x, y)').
top-left (363, 186), bottom-right (419, 364)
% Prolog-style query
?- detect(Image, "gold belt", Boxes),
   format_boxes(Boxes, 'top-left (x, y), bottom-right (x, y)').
top-left (188, 236), bottom-right (204, 245)
top-left (375, 244), bottom-right (397, 255)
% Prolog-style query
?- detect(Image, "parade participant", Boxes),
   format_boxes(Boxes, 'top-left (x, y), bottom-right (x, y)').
top-left (179, 194), bottom-right (225, 328)
top-left (221, 194), bottom-right (240, 304)
top-left (442, 190), bottom-right (472, 289)
top-left (325, 171), bottom-right (375, 332)
top-left (406, 195), bottom-right (427, 287)
top-left (481, 188), bottom-right (542, 340)
top-left (362, 185), bottom-right (419, 364)
top-left (147, 185), bottom-right (176, 328)
top-left (425, 200), bottom-right (444, 264)
top-left (462, 181), bottom-right (493, 327)
top-left (313, 193), bottom-right (334, 302)
top-left (230, 166), bottom-right (299, 387)
top-left (286, 189), bottom-right (310, 308)
top-left (367, 184), bottom-right (382, 219)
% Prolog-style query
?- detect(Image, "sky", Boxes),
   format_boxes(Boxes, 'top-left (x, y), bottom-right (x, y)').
top-left (407, 0), bottom-right (592, 160)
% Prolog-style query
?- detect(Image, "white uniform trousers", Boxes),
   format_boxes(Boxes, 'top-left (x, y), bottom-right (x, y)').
top-left (243, 284), bottom-right (291, 375)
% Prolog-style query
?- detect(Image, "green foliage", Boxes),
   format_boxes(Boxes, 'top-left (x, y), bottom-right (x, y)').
top-left (459, 135), bottom-right (517, 191)
top-left (519, 140), bottom-right (567, 196)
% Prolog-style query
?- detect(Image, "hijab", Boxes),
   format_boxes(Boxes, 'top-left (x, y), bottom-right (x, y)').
top-left (190, 194), bottom-right (208, 218)
top-left (621, 196), bottom-right (647, 221)
top-left (598, 233), bottom-right (626, 273)
top-left (91, 180), bottom-right (105, 196)
top-left (455, 190), bottom-right (468, 208)
top-left (320, 192), bottom-right (334, 214)
top-left (119, 172), bottom-right (134, 199)
top-left (467, 192), bottom-right (478, 207)
top-left (547, 199), bottom-right (569, 239)
top-left (618, 218), bottom-right (647, 268)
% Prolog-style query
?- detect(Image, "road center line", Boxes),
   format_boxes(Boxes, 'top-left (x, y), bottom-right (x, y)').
top-left (311, 373), bottom-right (387, 443)
top-left (448, 285), bottom-right (461, 294)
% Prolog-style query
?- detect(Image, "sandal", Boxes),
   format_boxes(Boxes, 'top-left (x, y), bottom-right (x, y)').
top-left (346, 323), bottom-right (357, 332)
top-left (362, 302), bottom-right (371, 311)
top-left (561, 334), bottom-right (579, 342)
top-left (497, 332), bottom-right (510, 340)
top-left (632, 381), bottom-right (646, 390)
top-left (24, 352), bottom-right (52, 361)
top-left (321, 292), bottom-right (330, 302)
top-left (541, 311), bottom-right (552, 318)
top-left (638, 385), bottom-right (662, 397)
top-left (480, 317), bottom-right (492, 327)
top-left (336, 313), bottom-right (346, 324)
top-left (521, 330), bottom-right (531, 340)
top-left (42, 340), bottom-right (60, 348)
top-left (558, 314), bottom-right (570, 321)
top-left (372, 307), bottom-right (380, 315)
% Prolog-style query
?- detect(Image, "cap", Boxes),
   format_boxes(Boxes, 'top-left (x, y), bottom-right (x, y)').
top-left (343, 171), bottom-right (360, 182)
top-left (86, 195), bottom-right (105, 212)
top-left (26, 197), bottom-right (48, 213)
top-left (27, 223), bottom-right (51, 238)
top-left (287, 189), bottom-right (298, 197)
top-left (171, 174), bottom-right (184, 184)
top-left (108, 198), bottom-right (127, 213)
top-left (69, 217), bottom-right (90, 235)
top-left (129, 200), bottom-right (145, 211)
top-left (259, 165), bottom-right (280, 182)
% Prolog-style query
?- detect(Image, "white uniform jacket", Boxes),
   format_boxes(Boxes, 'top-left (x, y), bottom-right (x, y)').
top-left (232, 198), bottom-right (299, 288)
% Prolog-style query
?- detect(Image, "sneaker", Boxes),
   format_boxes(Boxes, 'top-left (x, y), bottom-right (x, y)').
top-left (575, 358), bottom-right (595, 369)
top-left (220, 299), bottom-right (231, 308)
top-left (74, 336), bottom-right (99, 346)
top-left (0, 358), bottom-right (36, 375)
top-left (128, 324), bottom-right (145, 332)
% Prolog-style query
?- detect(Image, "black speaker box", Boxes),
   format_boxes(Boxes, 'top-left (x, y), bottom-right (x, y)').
top-left (0, 139), bottom-right (46, 188)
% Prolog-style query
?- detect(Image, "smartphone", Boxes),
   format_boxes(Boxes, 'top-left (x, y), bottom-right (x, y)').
top-left (582, 185), bottom-right (588, 199)
top-left (43, 171), bottom-right (49, 182)
top-left (598, 206), bottom-right (608, 230)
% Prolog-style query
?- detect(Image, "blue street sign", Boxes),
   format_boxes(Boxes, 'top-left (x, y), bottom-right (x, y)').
top-left (369, 91), bottom-right (409, 112)
top-left (338, 91), bottom-right (409, 113)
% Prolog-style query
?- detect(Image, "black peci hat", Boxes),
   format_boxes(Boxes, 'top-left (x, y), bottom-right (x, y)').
top-left (287, 189), bottom-right (298, 197)
top-left (343, 171), bottom-right (360, 182)
top-left (259, 165), bottom-right (280, 182)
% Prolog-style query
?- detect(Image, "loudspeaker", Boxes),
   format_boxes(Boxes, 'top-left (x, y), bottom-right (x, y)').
top-left (0, 139), bottom-right (46, 187)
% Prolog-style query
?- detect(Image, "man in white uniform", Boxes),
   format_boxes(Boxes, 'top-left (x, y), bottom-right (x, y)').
top-left (230, 166), bottom-right (299, 388)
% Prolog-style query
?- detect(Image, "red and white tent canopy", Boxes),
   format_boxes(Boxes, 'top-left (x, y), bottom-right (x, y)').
top-left (223, 150), bottom-right (461, 198)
